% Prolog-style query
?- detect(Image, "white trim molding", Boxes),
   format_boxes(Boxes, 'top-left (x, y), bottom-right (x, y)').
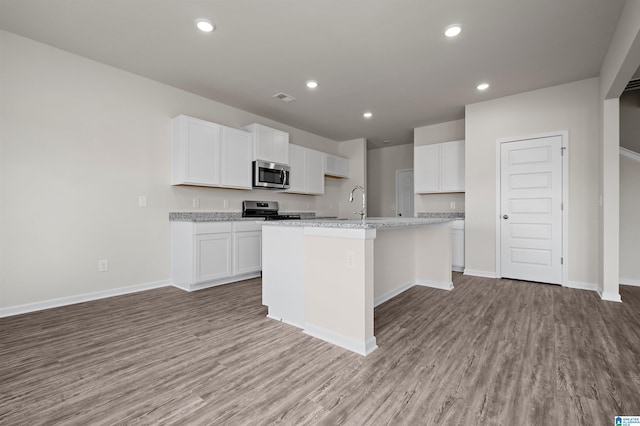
top-left (620, 277), bottom-right (640, 287)
top-left (0, 279), bottom-right (171, 318)
top-left (374, 281), bottom-right (414, 307)
top-left (415, 279), bottom-right (454, 291)
top-left (620, 146), bottom-right (640, 161)
top-left (599, 290), bottom-right (622, 303)
top-left (303, 323), bottom-right (378, 356)
top-left (563, 281), bottom-right (599, 292)
top-left (463, 269), bottom-right (497, 279)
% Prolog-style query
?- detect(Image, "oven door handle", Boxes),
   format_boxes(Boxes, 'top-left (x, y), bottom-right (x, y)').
top-left (281, 168), bottom-right (286, 189)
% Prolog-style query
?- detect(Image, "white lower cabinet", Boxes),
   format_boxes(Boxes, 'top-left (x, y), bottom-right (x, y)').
top-left (234, 222), bottom-right (262, 275)
top-left (195, 233), bottom-right (232, 282)
top-left (451, 220), bottom-right (465, 272)
top-left (171, 221), bottom-right (262, 291)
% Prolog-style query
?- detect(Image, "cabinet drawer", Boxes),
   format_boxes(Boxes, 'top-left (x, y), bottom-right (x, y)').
top-left (233, 221), bottom-right (263, 232)
top-left (194, 222), bottom-right (233, 235)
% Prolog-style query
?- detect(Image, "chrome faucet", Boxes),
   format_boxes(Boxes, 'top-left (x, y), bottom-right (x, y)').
top-left (349, 185), bottom-right (366, 223)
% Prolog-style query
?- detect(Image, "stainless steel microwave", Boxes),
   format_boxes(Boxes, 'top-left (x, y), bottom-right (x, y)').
top-left (253, 160), bottom-right (290, 190)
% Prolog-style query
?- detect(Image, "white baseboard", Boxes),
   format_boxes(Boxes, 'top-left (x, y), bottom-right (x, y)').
top-left (620, 277), bottom-right (640, 287)
top-left (266, 314), bottom-right (304, 329)
top-left (452, 266), bottom-right (464, 273)
top-left (374, 281), bottom-right (414, 307)
top-left (174, 272), bottom-right (262, 292)
top-left (415, 279), bottom-right (454, 291)
top-left (304, 323), bottom-right (378, 356)
top-left (563, 280), bottom-right (599, 292)
top-left (463, 268), bottom-right (497, 279)
top-left (599, 290), bottom-right (622, 303)
top-left (0, 279), bottom-right (171, 318)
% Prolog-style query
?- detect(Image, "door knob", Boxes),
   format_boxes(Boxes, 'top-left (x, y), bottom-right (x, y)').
top-left (503, 215), bottom-right (509, 219)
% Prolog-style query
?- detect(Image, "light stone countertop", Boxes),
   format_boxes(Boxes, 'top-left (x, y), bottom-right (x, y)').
top-left (261, 217), bottom-right (453, 229)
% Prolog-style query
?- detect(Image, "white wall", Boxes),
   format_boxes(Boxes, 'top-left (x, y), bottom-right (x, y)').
top-left (0, 30), bottom-right (347, 309)
top-left (465, 78), bottom-right (601, 285)
top-left (367, 144), bottom-right (413, 217)
top-left (620, 88), bottom-right (640, 284)
top-left (413, 119), bottom-right (466, 213)
top-left (621, 89), bottom-right (640, 153)
top-left (620, 151), bottom-right (640, 284)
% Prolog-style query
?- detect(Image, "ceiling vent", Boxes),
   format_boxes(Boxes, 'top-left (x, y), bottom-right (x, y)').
top-left (624, 78), bottom-right (640, 92)
top-left (273, 92), bottom-right (296, 103)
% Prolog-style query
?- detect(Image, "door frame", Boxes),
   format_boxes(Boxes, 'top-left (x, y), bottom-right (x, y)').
top-left (396, 169), bottom-right (414, 217)
top-left (495, 131), bottom-right (569, 285)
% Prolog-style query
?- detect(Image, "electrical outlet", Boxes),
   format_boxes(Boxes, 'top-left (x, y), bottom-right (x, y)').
top-left (192, 198), bottom-right (200, 208)
top-left (138, 196), bottom-right (147, 207)
top-left (223, 199), bottom-right (229, 208)
top-left (450, 202), bottom-right (456, 210)
top-left (98, 259), bottom-right (109, 272)
top-left (346, 251), bottom-right (355, 269)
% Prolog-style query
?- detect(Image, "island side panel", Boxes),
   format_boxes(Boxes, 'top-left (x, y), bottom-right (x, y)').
top-left (303, 228), bottom-right (377, 356)
top-left (373, 227), bottom-right (417, 306)
top-left (414, 222), bottom-right (453, 290)
top-left (262, 225), bottom-right (306, 328)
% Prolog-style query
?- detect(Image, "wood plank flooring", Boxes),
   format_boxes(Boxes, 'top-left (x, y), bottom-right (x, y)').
top-left (2, 274), bottom-right (640, 425)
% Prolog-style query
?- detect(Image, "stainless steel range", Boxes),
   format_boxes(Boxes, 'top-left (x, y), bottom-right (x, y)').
top-left (242, 200), bottom-right (301, 221)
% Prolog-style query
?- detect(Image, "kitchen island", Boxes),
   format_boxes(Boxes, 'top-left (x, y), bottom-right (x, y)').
top-left (261, 217), bottom-right (454, 356)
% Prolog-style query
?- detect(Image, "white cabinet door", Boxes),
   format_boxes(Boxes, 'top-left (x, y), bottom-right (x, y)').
top-left (234, 231), bottom-right (262, 275)
top-left (306, 148), bottom-right (325, 195)
top-left (272, 129), bottom-right (290, 164)
top-left (242, 123), bottom-right (289, 164)
top-left (220, 126), bottom-right (252, 189)
top-left (440, 140), bottom-right (465, 192)
top-left (194, 233), bottom-right (232, 283)
top-left (287, 145), bottom-right (325, 195)
top-left (172, 115), bottom-right (221, 186)
top-left (414, 144), bottom-right (440, 193)
top-left (287, 144), bottom-right (307, 193)
top-left (414, 141), bottom-right (465, 193)
top-left (324, 154), bottom-right (349, 178)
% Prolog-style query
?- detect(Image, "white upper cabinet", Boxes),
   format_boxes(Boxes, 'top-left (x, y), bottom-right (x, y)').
top-left (414, 140), bottom-right (465, 193)
top-left (287, 144), bottom-right (325, 195)
top-left (324, 153), bottom-right (349, 178)
top-left (172, 115), bottom-right (253, 189)
top-left (414, 144), bottom-right (440, 193)
top-left (440, 140), bottom-right (465, 192)
top-left (242, 123), bottom-right (289, 164)
top-left (287, 144), bottom-right (307, 193)
top-left (306, 148), bottom-right (325, 195)
top-left (220, 126), bottom-right (253, 189)
top-left (172, 115), bottom-right (221, 186)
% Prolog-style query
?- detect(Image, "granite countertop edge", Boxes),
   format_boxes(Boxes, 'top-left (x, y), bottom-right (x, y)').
top-left (169, 211), bottom-right (325, 222)
top-left (262, 217), bottom-right (454, 229)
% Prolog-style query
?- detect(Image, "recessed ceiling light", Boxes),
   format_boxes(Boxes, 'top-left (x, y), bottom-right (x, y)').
top-left (383, 140), bottom-right (391, 144)
top-left (363, 112), bottom-right (373, 119)
top-left (477, 82), bottom-right (490, 91)
top-left (444, 25), bottom-right (462, 38)
top-left (306, 80), bottom-right (318, 89)
top-left (196, 19), bottom-right (215, 32)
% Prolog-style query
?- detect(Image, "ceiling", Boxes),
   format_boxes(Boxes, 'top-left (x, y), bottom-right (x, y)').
top-left (0, 0), bottom-right (626, 149)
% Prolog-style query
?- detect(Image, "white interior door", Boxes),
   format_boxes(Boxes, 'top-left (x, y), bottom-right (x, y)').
top-left (396, 169), bottom-right (414, 217)
top-left (500, 136), bottom-right (563, 284)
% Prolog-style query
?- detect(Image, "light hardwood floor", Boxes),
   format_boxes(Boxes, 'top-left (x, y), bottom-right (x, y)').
top-left (1, 273), bottom-right (640, 425)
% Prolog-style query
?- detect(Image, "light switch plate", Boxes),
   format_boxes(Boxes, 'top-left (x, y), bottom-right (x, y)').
top-left (138, 196), bottom-right (147, 207)
top-left (98, 259), bottom-right (109, 272)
